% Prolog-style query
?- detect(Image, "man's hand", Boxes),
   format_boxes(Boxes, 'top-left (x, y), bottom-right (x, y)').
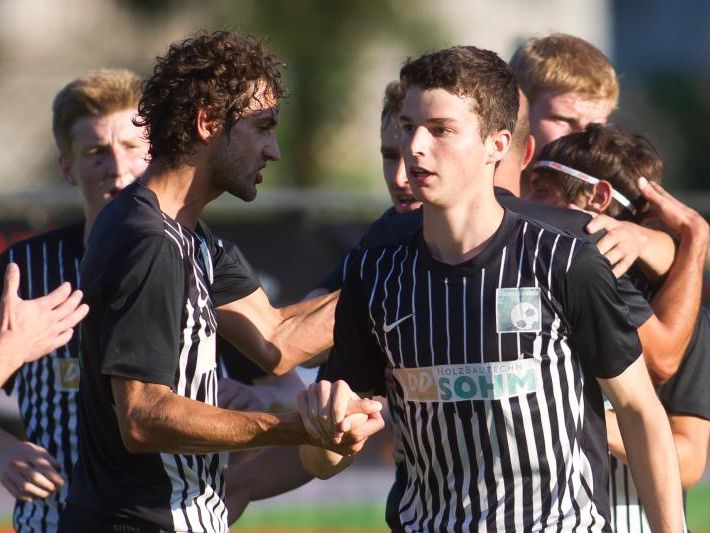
top-left (638, 177), bottom-right (710, 242)
top-left (297, 380), bottom-right (384, 456)
top-left (0, 263), bottom-right (89, 367)
top-left (0, 440), bottom-right (64, 501)
top-left (586, 214), bottom-right (648, 278)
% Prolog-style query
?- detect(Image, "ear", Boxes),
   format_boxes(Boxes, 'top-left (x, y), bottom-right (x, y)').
top-left (196, 107), bottom-right (221, 142)
top-left (486, 130), bottom-right (512, 164)
top-left (588, 180), bottom-right (614, 212)
top-left (521, 134), bottom-right (536, 170)
top-left (59, 155), bottom-right (77, 186)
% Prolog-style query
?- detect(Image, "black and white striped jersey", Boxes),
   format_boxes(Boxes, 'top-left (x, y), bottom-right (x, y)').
top-left (322, 209), bottom-right (642, 532)
top-left (0, 222), bottom-right (83, 532)
top-left (67, 182), bottom-right (259, 532)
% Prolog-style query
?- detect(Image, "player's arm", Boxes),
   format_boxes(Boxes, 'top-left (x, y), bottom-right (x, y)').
top-left (219, 369), bottom-right (306, 412)
top-left (599, 359), bottom-right (683, 532)
top-left (223, 447), bottom-right (313, 524)
top-left (298, 379), bottom-right (382, 479)
top-left (0, 263), bottom-right (88, 384)
top-left (110, 376), bottom-right (379, 455)
top-left (606, 411), bottom-right (709, 490)
top-left (0, 428), bottom-right (64, 501)
top-left (635, 178), bottom-right (710, 382)
top-left (587, 214), bottom-right (675, 280)
top-left (216, 288), bottom-right (338, 376)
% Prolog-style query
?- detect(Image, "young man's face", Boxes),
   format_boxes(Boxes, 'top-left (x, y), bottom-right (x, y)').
top-left (380, 115), bottom-right (421, 213)
top-left (399, 87), bottom-right (495, 208)
top-left (60, 107), bottom-right (148, 220)
top-left (528, 90), bottom-right (613, 152)
top-left (210, 85), bottom-right (280, 202)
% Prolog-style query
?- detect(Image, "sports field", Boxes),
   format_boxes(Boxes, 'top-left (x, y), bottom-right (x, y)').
top-left (0, 481), bottom-right (705, 531)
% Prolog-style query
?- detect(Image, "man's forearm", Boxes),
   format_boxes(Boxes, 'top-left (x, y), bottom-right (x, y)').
top-left (647, 222), bottom-right (709, 382)
top-left (113, 378), bottom-right (314, 454)
top-left (270, 290), bottom-right (338, 373)
top-left (615, 402), bottom-right (683, 532)
top-left (299, 444), bottom-right (353, 480)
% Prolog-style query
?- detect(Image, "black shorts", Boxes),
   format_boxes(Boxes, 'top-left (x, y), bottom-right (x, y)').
top-left (58, 504), bottom-right (163, 533)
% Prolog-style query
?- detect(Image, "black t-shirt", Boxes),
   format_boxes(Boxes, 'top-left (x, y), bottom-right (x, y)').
top-left (322, 210), bottom-right (641, 531)
top-left (317, 188), bottom-right (653, 329)
top-left (68, 182), bottom-right (259, 532)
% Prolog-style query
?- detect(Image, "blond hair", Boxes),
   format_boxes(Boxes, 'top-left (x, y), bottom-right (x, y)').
top-left (52, 68), bottom-right (142, 157)
top-left (509, 33), bottom-right (618, 109)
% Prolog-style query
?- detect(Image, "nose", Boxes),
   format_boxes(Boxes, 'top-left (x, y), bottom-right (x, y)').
top-left (264, 136), bottom-right (280, 162)
top-left (393, 158), bottom-right (408, 188)
top-left (106, 147), bottom-right (137, 190)
top-left (404, 126), bottom-right (428, 157)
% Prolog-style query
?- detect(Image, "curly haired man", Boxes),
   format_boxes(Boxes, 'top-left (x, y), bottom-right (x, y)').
top-left (59, 31), bottom-right (384, 533)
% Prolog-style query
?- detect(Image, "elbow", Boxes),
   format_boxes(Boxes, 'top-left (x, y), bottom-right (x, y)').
top-left (116, 414), bottom-right (153, 454)
top-left (679, 453), bottom-right (707, 490)
top-left (644, 350), bottom-right (680, 385)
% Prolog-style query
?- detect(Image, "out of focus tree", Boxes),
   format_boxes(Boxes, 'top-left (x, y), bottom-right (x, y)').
top-left (217, 0), bottom-right (437, 187)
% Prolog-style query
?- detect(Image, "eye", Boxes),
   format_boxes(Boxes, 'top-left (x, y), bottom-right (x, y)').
top-left (432, 127), bottom-right (451, 136)
top-left (400, 123), bottom-right (414, 133)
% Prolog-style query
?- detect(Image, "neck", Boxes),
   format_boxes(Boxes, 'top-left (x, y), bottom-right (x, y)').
top-left (141, 158), bottom-right (218, 230)
top-left (422, 185), bottom-right (504, 265)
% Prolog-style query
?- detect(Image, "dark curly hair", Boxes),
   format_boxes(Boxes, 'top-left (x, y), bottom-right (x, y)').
top-left (399, 46), bottom-right (519, 139)
top-left (536, 124), bottom-right (662, 221)
top-left (135, 30), bottom-right (285, 167)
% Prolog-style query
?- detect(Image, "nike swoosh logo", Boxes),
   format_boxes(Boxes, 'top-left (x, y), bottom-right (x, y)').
top-left (383, 314), bottom-right (414, 333)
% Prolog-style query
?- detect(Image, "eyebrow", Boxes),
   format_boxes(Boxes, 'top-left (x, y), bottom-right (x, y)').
top-left (399, 114), bottom-right (458, 126)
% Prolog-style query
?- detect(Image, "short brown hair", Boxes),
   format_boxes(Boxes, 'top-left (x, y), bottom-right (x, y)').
top-left (381, 80), bottom-right (405, 129)
top-left (400, 46), bottom-right (519, 139)
top-left (536, 124), bottom-right (662, 220)
top-left (52, 68), bottom-right (142, 157)
top-left (135, 30), bottom-right (285, 168)
top-left (510, 33), bottom-right (619, 109)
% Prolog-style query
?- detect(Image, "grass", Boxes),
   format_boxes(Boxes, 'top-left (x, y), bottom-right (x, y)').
top-left (0, 484), bottom-right (704, 532)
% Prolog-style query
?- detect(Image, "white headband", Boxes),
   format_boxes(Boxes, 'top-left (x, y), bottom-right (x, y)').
top-left (533, 160), bottom-right (636, 215)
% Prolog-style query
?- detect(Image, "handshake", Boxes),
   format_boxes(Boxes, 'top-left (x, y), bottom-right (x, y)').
top-left (297, 379), bottom-right (385, 459)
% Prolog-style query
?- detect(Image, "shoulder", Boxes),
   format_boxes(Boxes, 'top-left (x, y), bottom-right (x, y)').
top-left (2, 221), bottom-right (84, 257)
top-left (498, 190), bottom-right (597, 242)
top-left (344, 232), bottom-right (417, 282)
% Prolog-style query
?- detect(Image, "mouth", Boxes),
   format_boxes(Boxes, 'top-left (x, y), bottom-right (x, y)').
top-left (393, 192), bottom-right (420, 212)
top-left (408, 165), bottom-right (435, 185)
top-left (255, 165), bottom-right (266, 184)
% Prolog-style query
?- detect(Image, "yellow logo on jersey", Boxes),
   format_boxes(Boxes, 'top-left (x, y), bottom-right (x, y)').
top-left (54, 359), bottom-right (79, 391)
top-left (393, 359), bottom-right (541, 402)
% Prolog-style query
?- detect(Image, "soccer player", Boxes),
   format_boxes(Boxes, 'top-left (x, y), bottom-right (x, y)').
top-left (510, 33), bottom-right (676, 280)
top-left (528, 124), bottom-right (710, 530)
top-left (0, 263), bottom-right (87, 385)
top-left (60, 31), bottom-right (383, 533)
top-left (0, 68), bottom-right (146, 532)
top-left (300, 46), bottom-right (683, 532)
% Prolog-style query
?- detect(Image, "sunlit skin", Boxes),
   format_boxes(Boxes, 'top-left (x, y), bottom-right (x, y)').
top-left (399, 87), bottom-right (503, 210)
top-left (207, 86), bottom-right (280, 203)
top-left (59, 108), bottom-right (149, 238)
top-left (380, 116), bottom-right (421, 213)
top-left (528, 90), bottom-right (613, 153)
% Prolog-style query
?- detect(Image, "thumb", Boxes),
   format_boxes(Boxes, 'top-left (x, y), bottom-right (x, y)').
top-left (345, 398), bottom-right (383, 417)
top-left (2, 263), bottom-right (20, 303)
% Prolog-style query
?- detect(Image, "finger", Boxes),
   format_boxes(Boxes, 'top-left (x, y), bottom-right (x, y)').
top-left (297, 388), bottom-right (324, 441)
top-left (25, 463), bottom-right (63, 491)
top-left (602, 246), bottom-right (624, 269)
top-left (585, 213), bottom-right (616, 234)
top-left (2, 263), bottom-right (20, 303)
top-left (612, 256), bottom-right (634, 278)
top-left (38, 281), bottom-right (72, 310)
top-left (594, 233), bottom-right (618, 256)
top-left (344, 397), bottom-right (383, 418)
top-left (51, 289), bottom-right (83, 317)
top-left (56, 302), bottom-right (89, 331)
top-left (17, 479), bottom-right (53, 500)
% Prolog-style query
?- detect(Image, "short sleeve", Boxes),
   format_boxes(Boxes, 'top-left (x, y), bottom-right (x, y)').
top-left (657, 309), bottom-right (710, 420)
top-left (100, 236), bottom-right (184, 387)
top-left (208, 236), bottom-right (260, 307)
top-left (564, 242), bottom-right (643, 379)
top-left (319, 252), bottom-right (386, 396)
top-left (615, 273), bottom-right (653, 329)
